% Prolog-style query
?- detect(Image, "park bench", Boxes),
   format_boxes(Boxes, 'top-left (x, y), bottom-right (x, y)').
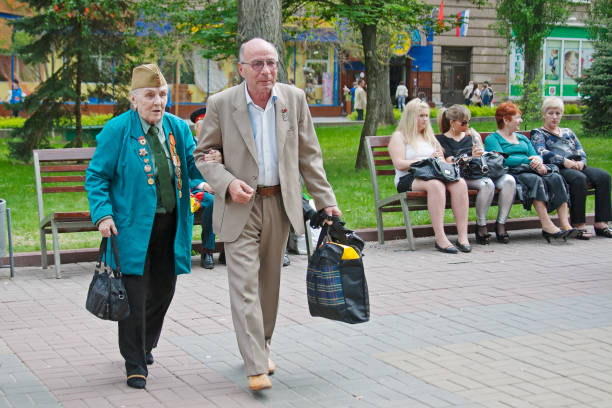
top-left (365, 131), bottom-right (595, 250)
top-left (34, 148), bottom-right (97, 278)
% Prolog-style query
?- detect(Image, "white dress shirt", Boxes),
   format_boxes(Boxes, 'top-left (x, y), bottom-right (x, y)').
top-left (245, 82), bottom-right (280, 186)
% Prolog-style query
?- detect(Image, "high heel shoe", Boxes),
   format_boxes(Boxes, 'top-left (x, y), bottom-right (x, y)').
top-left (474, 227), bottom-right (490, 245)
top-left (542, 229), bottom-right (568, 243)
top-left (495, 222), bottom-right (510, 244)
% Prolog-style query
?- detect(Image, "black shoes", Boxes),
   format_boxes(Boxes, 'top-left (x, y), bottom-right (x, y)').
top-left (127, 375), bottom-right (146, 389)
top-left (594, 226), bottom-right (612, 238)
top-left (495, 222), bottom-right (510, 244)
top-left (218, 250), bottom-right (226, 265)
top-left (435, 242), bottom-right (458, 254)
top-left (146, 352), bottom-right (154, 365)
top-left (475, 228), bottom-right (490, 245)
top-left (200, 253), bottom-right (214, 269)
top-left (542, 229), bottom-right (568, 243)
top-left (454, 241), bottom-right (472, 253)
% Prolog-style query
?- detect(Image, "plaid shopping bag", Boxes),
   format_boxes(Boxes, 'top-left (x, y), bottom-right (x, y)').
top-left (306, 222), bottom-right (369, 324)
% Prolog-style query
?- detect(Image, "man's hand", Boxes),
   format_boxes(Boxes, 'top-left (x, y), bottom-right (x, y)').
top-left (204, 148), bottom-right (222, 164)
top-left (323, 205), bottom-right (342, 225)
top-left (98, 218), bottom-right (118, 238)
top-left (228, 179), bottom-right (254, 204)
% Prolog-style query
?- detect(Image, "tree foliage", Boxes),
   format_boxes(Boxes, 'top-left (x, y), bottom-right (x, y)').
top-left (7, 0), bottom-right (139, 160)
top-left (576, 17), bottom-right (612, 136)
top-left (287, 0), bottom-right (437, 169)
top-left (495, 0), bottom-right (573, 85)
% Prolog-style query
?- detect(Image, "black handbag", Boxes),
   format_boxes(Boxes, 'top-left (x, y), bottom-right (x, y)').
top-left (410, 157), bottom-right (460, 182)
top-left (85, 236), bottom-right (130, 321)
top-left (306, 220), bottom-right (369, 324)
top-left (457, 151), bottom-right (508, 180)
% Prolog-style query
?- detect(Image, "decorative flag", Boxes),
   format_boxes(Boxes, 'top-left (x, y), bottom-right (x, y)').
top-left (438, 0), bottom-right (445, 26)
top-left (456, 9), bottom-right (470, 37)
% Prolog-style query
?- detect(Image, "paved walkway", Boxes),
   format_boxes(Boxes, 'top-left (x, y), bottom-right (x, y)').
top-left (1, 230), bottom-right (611, 408)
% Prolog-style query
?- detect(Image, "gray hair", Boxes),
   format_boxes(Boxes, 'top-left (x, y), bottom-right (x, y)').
top-left (541, 96), bottom-right (564, 114)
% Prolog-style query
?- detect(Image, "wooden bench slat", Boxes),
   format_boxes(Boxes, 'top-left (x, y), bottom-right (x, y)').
top-left (376, 169), bottom-right (395, 176)
top-left (42, 186), bottom-right (87, 193)
top-left (40, 165), bottom-right (89, 172)
top-left (372, 151), bottom-right (389, 157)
top-left (374, 159), bottom-right (393, 166)
top-left (41, 175), bottom-right (86, 183)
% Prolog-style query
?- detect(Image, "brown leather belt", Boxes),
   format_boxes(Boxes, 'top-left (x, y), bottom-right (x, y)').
top-left (256, 185), bottom-right (281, 197)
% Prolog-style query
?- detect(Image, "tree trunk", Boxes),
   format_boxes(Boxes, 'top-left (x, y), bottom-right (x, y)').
top-left (355, 24), bottom-right (396, 169)
top-left (523, 46), bottom-right (542, 86)
top-left (237, 0), bottom-right (287, 83)
top-left (74, 50), bottom-right (83, 147)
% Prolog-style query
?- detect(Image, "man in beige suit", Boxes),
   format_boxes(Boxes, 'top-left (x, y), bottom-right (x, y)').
top-left (194, 38), bottom-right (341, 391)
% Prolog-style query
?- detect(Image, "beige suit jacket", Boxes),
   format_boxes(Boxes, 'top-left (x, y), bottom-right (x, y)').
top-left (194, 82), bottom-right (336, 243)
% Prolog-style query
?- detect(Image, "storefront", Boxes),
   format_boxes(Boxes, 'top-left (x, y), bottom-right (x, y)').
top-left (509, 26), bottom-right (595, 101)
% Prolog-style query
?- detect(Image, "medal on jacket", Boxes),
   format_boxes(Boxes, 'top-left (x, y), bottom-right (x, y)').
top-left (168, 132), bottom-right (182, 198)
top-left (281, 107), bottom-right (288, 121)
top-left (138, 136), bottom-right (146, 146)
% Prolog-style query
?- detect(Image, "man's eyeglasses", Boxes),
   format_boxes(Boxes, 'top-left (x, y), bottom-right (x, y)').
top-left (241, 60), bottom-right (278, 71)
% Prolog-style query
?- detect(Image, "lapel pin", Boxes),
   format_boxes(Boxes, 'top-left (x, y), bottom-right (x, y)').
top-left (138, 136), bottom-right (146, 146)
top-left (281, 107), bottom-right (288, 121)
top-left (139, 148), bottom-right (148, 157)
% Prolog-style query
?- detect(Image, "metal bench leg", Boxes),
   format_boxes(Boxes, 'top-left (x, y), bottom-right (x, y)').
top-left (376, 207), bottom-right (385, 244)
top-left (40, 227), bottom-right (48, 269)
top-left (7, 208), bottom-right (14, 278)
top-left (399, 198), bottom-right (416, 251)
top-left (51, 220), bottom-right (62, 278)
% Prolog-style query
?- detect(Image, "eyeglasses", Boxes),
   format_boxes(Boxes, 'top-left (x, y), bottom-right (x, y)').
top-left (241, 59), bottom-right (278, 71)
top-left (454, 120), bottom-right (469, 126)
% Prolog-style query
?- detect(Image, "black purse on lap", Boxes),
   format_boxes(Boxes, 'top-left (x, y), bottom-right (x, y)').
top-left (409, 157), bottom-right (460, 182)
top-left (85, 236), bottom-right (130, 321)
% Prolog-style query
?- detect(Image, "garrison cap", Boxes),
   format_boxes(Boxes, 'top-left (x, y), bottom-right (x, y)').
top-left (130, 64), bottom-right (167, 90)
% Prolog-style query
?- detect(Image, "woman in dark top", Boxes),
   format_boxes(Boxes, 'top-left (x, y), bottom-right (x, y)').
top-left (531, 96), bottom-right (612, 239)
top-left (437, 105), bottom-right (516, 244)
top-left (484, 102), bottom-right (573, 242)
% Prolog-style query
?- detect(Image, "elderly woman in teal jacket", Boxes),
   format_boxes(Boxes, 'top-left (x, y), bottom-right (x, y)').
top-left (85, 64), bottom-right (206, 389)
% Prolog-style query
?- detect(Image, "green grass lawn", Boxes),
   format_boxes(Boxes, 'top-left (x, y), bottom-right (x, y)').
top-left (1, 119), bottom-right (610, 252)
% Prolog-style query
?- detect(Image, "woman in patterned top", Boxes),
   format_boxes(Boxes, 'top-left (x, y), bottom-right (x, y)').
top-left (531, 96), bottom-right (612, 239)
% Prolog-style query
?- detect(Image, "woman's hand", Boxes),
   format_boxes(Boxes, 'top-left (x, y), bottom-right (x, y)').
top-left (536, 163), bottom-right (548, 175)
top-left (204, 148), bottom-right (222, 164)
top-left (563, 158), bottom-right (576, 169)
top-left (471, 144), bottom-right (484, 157)
top-left (575, 161), bottom-right (585, 171)
top-left (98, 218), bottom-right (117, 238)
top-left (201, 182), bottom-right (214, 194)
top-left (528, 155), bottom-right (543, 169)
top-left (431, 149), bottom-right (444, 159)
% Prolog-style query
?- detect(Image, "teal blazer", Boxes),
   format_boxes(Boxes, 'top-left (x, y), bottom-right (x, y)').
top-left (85, 110), bottom-right (203, 276)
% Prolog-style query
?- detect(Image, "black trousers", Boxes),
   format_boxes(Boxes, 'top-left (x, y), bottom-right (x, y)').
top-left (560, 166), bottom-right (612, 224)
top-left (356, 109), bottom-right (364, 120)
top-left (118, 212), bottom-right (177, 377)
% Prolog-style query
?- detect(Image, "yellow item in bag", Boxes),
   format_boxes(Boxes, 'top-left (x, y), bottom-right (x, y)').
top-left (328, 242), bottom-right (360, 260)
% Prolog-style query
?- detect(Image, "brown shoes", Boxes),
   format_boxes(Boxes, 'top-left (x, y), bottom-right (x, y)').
top-left (268, 358), bottom-right (276, 375)
top-left (248, 373), bottom-right (272, 391)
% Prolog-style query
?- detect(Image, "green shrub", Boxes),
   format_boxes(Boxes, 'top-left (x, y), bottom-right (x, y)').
top-left (564, 104), bottom-right (585, 114)
top-left (0, 117), bottom-right (26, 128)
top-left (0, 113), bottom-right (112, 129)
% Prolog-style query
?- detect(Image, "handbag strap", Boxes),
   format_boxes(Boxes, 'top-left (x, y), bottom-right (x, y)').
top-left (109, 235), bottom-right (122, 277)
top-left (95, 238), bottom-right (108, 272)
top-left (316, 223), bottom-right (330, 249)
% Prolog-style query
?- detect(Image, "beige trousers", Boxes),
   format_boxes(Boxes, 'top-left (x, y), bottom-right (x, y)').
top-left (225, 193), bottom-right (291, 376)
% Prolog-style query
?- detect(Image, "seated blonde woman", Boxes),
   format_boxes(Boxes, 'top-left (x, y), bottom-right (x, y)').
top-left (531, 96), bottom-right (612, 239)
top-left (389, 98), bottom-right (471, 254)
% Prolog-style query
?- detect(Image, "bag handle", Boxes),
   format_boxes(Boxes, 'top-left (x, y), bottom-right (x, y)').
top-left (316, 223), bottom-right (330, 249)
top-left (96, 235), bottom-right (122, 277)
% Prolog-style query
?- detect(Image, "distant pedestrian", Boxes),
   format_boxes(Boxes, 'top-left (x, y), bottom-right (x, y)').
top-left (395, 81), bottom-right (409, 111)
top-left (9, 79), bottom-right (23, 117)
top-left (470, 83), bottom-right (482, 107)
top-left (462, 80), bottom-right (474, 105)
top-left (350, 81), bottom-right (357, 112)
top-left (354, 79), bottom-right (367, 120)
top-left (481, 81), bottom-right (494, 107)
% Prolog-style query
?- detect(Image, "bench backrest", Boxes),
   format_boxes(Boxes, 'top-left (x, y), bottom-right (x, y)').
top-left (33, 148), bottom-right (96, 222)
top-left (365, 130), bottom-right (532, 200)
